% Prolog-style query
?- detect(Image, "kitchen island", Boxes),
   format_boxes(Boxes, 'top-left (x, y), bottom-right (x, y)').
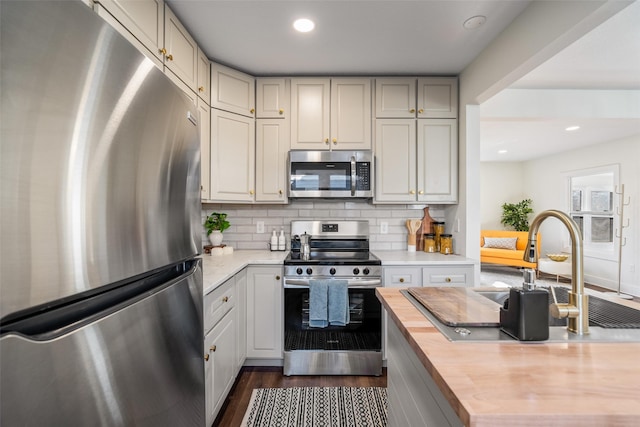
top-left (377, 287), bottom-right (640, 427)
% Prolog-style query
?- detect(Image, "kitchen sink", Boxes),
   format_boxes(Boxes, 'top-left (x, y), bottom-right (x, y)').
top-left (401, 288), bottom-right (640, 343)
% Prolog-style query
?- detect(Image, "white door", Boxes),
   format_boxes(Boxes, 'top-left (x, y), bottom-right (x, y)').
top-left (374, 119), bottom-right (416, 203)
top-left (290, 78), bottom-right (331, 149)
top-left (375, 78), bottom-right (416, 118)
top-left (246, 267), bottom-right (283, 358)
top-left (256, 119), bottom-right (289, 203)
top-left (330, 78), bottom-right (371, 150)
top-left (417, 119), bottom-right (458, 203)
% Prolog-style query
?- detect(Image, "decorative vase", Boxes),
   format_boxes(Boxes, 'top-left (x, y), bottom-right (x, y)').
top-left (208, 230), bottom-right (223, 246)
top-left (417, 207), bottom-right (435, 251)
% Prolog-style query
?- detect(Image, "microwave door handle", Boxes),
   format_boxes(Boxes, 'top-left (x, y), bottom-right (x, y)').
top-left (350, 156), bottom-right (356, 196)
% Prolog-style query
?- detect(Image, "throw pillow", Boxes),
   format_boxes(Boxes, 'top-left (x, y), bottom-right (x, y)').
top-left (483, 237), bottom-right (518, 250)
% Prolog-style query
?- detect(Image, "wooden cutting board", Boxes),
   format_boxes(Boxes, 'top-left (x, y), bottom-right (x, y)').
top-left (407, 287), bottom-right (502, 327)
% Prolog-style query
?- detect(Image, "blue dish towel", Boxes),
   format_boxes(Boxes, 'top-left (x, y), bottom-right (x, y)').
top-left (328, 279), bottom-right (350, 326)
top-left (308, 279), bottom-right (329, 328)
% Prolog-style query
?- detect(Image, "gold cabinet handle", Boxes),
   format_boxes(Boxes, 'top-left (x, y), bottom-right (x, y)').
top-left (446, 277), bottom-right (452, 283)
top-left (222, 296), bottom-right (228, 303)
top-left (250, 108), bottom-right (255, 114)
top-left (410, 190), bottom-right (415, 195)
top-left (275, 275), bottom-right (281, 281)
top-left (159, 48), bottom-right (167, 55)
top-left (418, 108), bottom-right (424, 114)
top-left (199, 86), bottom-right (205, 93)
top-left (249, 190), bottom-right (254, 195)
top-left (399, 278), bottom-right (405, 283)
top-left (279, 109), bottom-right (284, 115)
top-left (409, 108), bottom-right (416, 113)
top-left (418, 190), bottom-right (424, 195)
top-left (166, 54), bottom-right (173, 61)
top-left (204, 353), bottom-right (209, 361)
top-left (324, 138), bottom-right (329, 144)
top-left (210, 345), bottom-right (217, 352)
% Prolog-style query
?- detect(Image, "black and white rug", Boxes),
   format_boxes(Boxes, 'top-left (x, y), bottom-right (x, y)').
top-left (241, 386), bottom-right (387, 427)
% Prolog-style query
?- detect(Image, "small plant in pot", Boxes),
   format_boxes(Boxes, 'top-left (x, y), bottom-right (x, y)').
top-left (204, 212), bottom-right (230, 246)
top-left (501, 199), bottom-right (533, 231)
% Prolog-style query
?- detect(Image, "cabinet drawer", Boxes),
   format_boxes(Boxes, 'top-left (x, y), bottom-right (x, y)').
top-left (384, 267), bottom-right (422, 288)
top-left (204, 277), bottom-right (236, 334)
top-left (422, 266), bottom-right (472, 287)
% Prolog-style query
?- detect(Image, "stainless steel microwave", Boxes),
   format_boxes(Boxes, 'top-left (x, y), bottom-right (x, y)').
top-left (289, 150), bottom-right (373, 198)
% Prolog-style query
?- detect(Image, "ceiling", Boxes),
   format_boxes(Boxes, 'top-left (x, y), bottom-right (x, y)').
top-left (167, 0), bottom-right (640, 162)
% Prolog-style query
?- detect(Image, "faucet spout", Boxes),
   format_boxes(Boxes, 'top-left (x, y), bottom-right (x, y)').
top-left (523, 209), bottom-right (589, 335)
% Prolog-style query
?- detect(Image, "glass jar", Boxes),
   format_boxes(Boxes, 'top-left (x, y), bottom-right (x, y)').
top-left (433, 222), bottom-right (445, 251)
top-left (423, 233), bottom-right (436, 253)
top-left (440, 234), bottom-right (453, 254)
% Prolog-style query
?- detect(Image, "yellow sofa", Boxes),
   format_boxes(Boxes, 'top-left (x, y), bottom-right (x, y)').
top-left (480, 230), bottom-right (540, 269)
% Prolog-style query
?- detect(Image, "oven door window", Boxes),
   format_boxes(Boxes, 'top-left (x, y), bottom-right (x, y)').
top-left (290, 162), bottom-right (350, 191)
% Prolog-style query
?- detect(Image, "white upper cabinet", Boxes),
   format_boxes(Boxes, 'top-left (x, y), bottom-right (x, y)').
top-left (416, 119), bottom-right (458, 203)
top-left (210, 109), bottom-right (255, 202)
top-left (374, 119), bottom-right (417, 202)
top-left (94, 0), bottom-right (165, 63)
top-left (256, 78), bottom-right (288, 119)
top-left (199, 98), bottom-right (211, 200)
top-left (376, 77), bottom-right (458, 119)
top-left (197, 48), bottom-right (211, 104)
top-left (211, 63), bottom-right (256, 118)
top-left (291, 78), bottom-right (371, 150)
top-left (163, 5), bottom-right (198, 92)
top-left (375, 78), bottom-right (416, 118)
top-left (417, 78), bottom-right (458, 119)
top-left (256, 119), bottom-right (289, 203)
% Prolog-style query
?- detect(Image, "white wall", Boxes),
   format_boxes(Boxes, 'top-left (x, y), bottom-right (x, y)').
top-left (480, 162), bottom-right (527, 230)
top-left (481, 134), bottom-right (640, 295)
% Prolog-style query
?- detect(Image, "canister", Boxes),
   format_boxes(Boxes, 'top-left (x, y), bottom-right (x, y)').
top-left (440, 234), bottom-right (453, 254)
top-left (433, 222), bottom-right (445, 251)
top-left (423, 233), bottom-right (436, 253)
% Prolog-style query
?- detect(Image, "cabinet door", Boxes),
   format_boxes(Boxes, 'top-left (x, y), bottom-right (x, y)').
top-left (210, 109), bottom-right (255, 202)
top-left (417, 119), bottom-right (458, 203)
top-left (211, 63), bottom-right (256, 118)
top-left (197, 48), bottom-right (211, 104)
top-left (375, 78), bottom-right (416, 118)
top-left (235, 269), bottom-right (247, 370)
top-left (417, 77), bottom-right (458, 119)
top-left (290, 78), bottom-right (331, 149)
top-left (164, 5), bottom-right (197, 91)
top-left (256, 78), bottom-right (288, 118)
top-left (330, 78), bottom-right (371, 150)
top-left (199, 99), bottom-right (211, 200)
top-left (210, 311), bottom-right (236, 419)
top-left (204, 326), bottom-right (216, 427)
top-left (246, 266), bottom-right (283, 359)
top-left (95, 0), bottom-right (164, 62)
top-left (374, 119), bottom-right (416, 203)
top-left (256, 119), bottom-right (289, 203)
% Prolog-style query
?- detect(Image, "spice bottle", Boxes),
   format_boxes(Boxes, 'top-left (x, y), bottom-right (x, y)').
top-left (423, 233), bottom-right (436, 253)
top-left (433, 222), bottom-right (445, 251)
top-left (440, 234), bottom-right (453, 254)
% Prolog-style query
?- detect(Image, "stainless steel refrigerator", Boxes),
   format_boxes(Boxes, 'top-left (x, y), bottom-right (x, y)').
top-left (1, 1), bottom-right (204, 425)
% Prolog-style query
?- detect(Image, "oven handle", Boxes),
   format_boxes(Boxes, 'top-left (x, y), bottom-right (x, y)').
top-left (283, 278), bottom-right (382, 288)
top-left (350, 155), bottom-right (357, 196)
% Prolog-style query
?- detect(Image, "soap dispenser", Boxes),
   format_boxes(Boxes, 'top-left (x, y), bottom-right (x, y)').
top-left (278, 228), bottom-right (286, 251)
top-left (499, 269), bottom-right (550, 341)
top-left (270, 229), bottom-right (278, 251)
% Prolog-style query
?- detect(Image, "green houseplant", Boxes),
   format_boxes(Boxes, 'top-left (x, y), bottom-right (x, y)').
top-left (501, 199), bottom-right (533, 231)
top-left (204, 212), bottom-right (230, 246)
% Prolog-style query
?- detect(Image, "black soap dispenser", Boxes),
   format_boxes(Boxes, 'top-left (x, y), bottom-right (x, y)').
top-left (499, 269), bottom-right (550, 341)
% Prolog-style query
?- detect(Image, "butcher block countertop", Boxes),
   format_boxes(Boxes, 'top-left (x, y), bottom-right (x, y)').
top-left (377, 287), bottom-right (640, 427)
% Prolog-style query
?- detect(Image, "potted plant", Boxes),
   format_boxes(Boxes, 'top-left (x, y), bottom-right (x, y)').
top-left (501, 199), bottom-right (533, 231)
top-left (204, 212), bottom-right (230, 246)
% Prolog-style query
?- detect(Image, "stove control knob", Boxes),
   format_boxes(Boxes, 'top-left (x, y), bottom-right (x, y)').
top-left (296, 268), bottom-right (303, 275)
top-left (363, 268), bottom-right (370, 275)
top-left (329, 268), bottom-right (336, 275)
top-left (306, 268), bottom-right (313, 275)
top-left (353, 268), bottom-right (360, 275)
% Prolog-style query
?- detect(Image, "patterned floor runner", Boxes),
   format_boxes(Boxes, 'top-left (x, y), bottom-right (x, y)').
top-left (241, 386), bottom-right (387, 427)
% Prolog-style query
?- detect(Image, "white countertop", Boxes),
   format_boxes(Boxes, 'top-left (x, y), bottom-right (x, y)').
top-left (200, 250), bottom-right (288, 295)
top-left (372, 250), bottom-right (477, 265)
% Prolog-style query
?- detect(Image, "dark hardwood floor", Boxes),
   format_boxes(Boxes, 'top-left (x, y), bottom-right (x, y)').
top-left (213, 367), bottom-right (387, 427)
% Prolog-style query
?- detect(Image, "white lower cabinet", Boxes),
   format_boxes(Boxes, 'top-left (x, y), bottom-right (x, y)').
top-left (235, 269), bottom-right (247, 370)
top-left (246, 266), bottom-right (283, 359)
top-left (422, 265), bottom-right (473, 287)
top-left (384, 267), bottom-right (422, 288)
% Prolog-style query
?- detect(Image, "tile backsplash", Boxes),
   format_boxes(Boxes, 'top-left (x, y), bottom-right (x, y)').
top-left (201, 200), bottom-right (447, 251)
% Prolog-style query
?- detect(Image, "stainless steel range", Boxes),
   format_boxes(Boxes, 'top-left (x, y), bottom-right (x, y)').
top-left (283, 220), bottom-right (382, 376)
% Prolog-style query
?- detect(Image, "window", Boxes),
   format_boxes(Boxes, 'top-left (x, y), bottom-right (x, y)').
top-left (566, 165), bottom-right (619, 261)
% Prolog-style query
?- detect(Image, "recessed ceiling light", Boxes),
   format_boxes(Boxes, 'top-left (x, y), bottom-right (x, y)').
top-left (463, 15), bottom-right (487, 30)
top-left (498, 149), bottom-right (508, 154)
top-left (565, 126), bottom-right (580, 131)
top-left (293, 18), bottom-right (315, 33)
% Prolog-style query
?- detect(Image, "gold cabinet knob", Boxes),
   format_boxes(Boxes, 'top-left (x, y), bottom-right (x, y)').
top-left (279, 190), bottom-right (283, 195)
top-left (199, 86), bottom-right (205, 93)
top-left (445, 277), bottom-right (452, 283)
top-left (210, 345), bottom-right (217, 352)
top-left (166, 54), bottom-right (173, 61)
top-left (159, 48), bottom-right (167, 55)
top-left (410, 190), bottom-right (415, 195)
top-left (324, 138), bottom-right (329, 144)
top-left (204, 354), bottom-right (209, 361)
top-left (399, 278), bottom-right (405, 283)
top-left (418, 108), bottom-right (424, 114)
top-left (250, 108), bottom-right (255, 114)
top-left (249, 190), bottom-right (254, 195)
top-left (275, 275), bottom-right (281, 281)
top-left (332, 138), bottom-right (337, 145)
top-left (222, 296), bottom-right (228, 303)
top-left (279, 109), bottom-right (284, 115)
top-left (418, 190), bottom-right (424, 195)
top-left (409, 108), bottom-right (416, 113)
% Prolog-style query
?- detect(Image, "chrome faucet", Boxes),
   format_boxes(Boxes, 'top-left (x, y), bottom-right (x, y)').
top-left (523, 210), bottom-right (589, 335)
